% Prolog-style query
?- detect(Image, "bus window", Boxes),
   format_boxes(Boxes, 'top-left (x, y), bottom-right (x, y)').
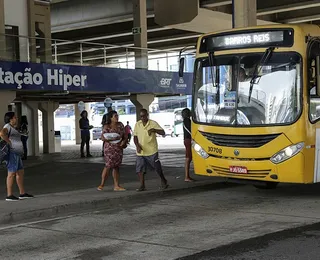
top-left (193, 53), bottom-right (302, 126)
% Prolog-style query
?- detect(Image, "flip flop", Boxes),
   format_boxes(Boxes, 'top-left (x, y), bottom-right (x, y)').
top-left (97, 185), bottom-right (104, 191)
top-left (185, 179), bottom-right (195, 182)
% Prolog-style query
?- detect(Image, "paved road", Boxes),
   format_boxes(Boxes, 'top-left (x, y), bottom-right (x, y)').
top-left (2, 183), bottom-right (320, 259)
top-left (178, 222), bottom-right (320, 260)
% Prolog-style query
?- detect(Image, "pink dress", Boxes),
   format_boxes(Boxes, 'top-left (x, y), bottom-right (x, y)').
top-left (103, 123), bottom-right (125, 168)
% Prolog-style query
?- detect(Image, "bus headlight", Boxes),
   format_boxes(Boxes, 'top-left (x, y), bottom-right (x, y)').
top-left (270, 142), bottom-right (304, 164)
top-left (192, 141), bottom-right (209, 159)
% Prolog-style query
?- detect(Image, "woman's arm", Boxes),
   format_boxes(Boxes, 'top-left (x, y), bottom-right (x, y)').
top-left (0, 127), bottom-right (11, 145)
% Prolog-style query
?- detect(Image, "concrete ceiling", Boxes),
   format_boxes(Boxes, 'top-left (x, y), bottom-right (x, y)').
top-left (49, 0), bottom-right (320, 66)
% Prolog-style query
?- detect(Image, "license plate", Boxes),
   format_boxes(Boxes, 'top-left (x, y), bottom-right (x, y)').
top-left (229, 166), bottom-right (248, 174)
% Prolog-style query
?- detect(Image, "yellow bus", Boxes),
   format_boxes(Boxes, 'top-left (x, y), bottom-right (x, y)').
top-left (180, 24), bottom-right (320, 188)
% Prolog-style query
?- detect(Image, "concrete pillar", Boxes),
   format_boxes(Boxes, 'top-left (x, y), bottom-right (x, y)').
top-left (232, 0), bottom-right (257, 28)
top-left (130, 94), bottom-right (154, 121)
top-left (39, 101), bottom-right (59, 154)
top-left (25, 101), bottom-right (40, 156)
top-left (27, 0), bottom-right (36, 62)
top-left (0, 0), bottom-right (6, 61)
top-left (74, 104), bottom-right (81, 144)
top-left (0, 91), bottom-right (16, 128)
top-left (133, 0), bottom-right (148, 69)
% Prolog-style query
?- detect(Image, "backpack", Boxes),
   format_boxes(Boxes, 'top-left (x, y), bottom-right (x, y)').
top-left (0, 127), bottom-right (11, 163)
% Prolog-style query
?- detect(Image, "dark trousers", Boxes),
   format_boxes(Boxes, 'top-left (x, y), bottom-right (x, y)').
top-left (127, 133), bottom-right (132, 143)
top-left (81, 135), bottom-right (90, 156)
top-left (21, 136), bottom-right (28, 159)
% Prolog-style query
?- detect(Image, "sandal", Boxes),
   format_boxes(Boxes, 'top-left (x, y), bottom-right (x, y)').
top-left (97, 185), bottom-right (104, 191)
top-left (114, 187), bottom-right (126, 191)
top-left (185, 178), bottom-right (195, 182)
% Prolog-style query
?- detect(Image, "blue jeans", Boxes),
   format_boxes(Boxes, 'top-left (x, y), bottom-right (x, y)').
top-left (6, 152), bottom-right (23, 173)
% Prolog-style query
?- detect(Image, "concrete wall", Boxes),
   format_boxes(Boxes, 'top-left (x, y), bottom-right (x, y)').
top-left (4, 0), bottom-right (29, 61)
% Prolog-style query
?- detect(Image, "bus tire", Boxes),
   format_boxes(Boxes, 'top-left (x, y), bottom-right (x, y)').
top-left (171, 132), bottom-right (175, 137)
top-left (254, 182), bottom-right (278, 189)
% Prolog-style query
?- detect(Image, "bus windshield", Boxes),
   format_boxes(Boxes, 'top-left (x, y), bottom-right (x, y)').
top-left (193, 52), bottom-right (302, 126)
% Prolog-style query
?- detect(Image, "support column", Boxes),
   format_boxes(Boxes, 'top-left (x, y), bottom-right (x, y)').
top-left (27, 0), bottom-right (36, 62)
top-left (75, 103), bottom-right (91, 144)
top-left (0, 0), bottom-right (7, 61)
top-left (74, 104), bottom-right (81, 144)
top-left (133, 0), bottom-right (148, 69)
top-left (39, 101), bottom-right (59, 154)
top-left (130, 94), bottom-right (154, 121)
top-left (25, 101), bottom-right (40, 156)
top-left (232, 0), bottom-right (257, 28)
top-left (0, 91), bottom-right (16, 128)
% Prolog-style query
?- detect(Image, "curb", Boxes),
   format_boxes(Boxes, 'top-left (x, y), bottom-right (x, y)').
top-left (0, 181), bottom-right (235, 226)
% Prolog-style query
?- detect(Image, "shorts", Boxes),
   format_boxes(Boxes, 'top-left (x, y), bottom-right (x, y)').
top-left (136, 152), bottom-right (161, 174)
top-left (6, 152), bottom-right (23, 173)
top-left (184, 139), bottom-right (192, 159)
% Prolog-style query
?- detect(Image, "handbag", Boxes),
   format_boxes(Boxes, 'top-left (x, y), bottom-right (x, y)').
top-left (0, 127), bottom-right (11, 163)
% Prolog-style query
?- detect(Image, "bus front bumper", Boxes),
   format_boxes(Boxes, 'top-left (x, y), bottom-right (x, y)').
top-left (193, 151), bottom-right (306, 184)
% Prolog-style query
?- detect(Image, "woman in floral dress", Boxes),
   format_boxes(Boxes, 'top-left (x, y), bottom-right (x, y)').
top-left (98, 110), bottom-right (127, 191)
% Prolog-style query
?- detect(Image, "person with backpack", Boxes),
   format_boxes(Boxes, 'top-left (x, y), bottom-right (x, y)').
top-left (0, 112), bottom-right (33, 201)
top-left (182, 108), bottom-right (195, 182)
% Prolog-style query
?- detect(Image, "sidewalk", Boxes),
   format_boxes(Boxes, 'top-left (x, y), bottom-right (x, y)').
top-left (0, 160), bottom-right (225, 226)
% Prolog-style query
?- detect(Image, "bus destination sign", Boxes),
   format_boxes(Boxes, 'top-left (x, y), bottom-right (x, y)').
top-left (200, 29), bottom-right (293, 53)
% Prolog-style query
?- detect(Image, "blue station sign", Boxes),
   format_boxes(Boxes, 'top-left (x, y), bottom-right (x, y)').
top-left (0, 61), bottom-right (193, 95)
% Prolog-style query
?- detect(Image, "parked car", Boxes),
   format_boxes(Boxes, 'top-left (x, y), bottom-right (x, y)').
top-left (92, 127), bottom-right (102, 140)
top-left (163, 124), bottom-right (175, 137)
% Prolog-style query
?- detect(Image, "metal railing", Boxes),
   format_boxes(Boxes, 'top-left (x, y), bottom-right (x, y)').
top-left (0, 33), bottom-right (196, 72)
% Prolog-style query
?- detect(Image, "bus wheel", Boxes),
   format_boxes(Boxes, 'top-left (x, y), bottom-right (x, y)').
top-left (254, 182), bottom-right (279, 189)
top-left (171, 132), bottom-right (175, 137)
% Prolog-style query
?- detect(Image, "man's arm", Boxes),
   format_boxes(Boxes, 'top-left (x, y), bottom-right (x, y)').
top-left (134, 136), bottom-right (143, 153)
top-left (149, 128), bottom-right (165, 136)
top-left (133, 123), bottom-right (142, 153)
top-left (148, 121), bottom-right (165, 136)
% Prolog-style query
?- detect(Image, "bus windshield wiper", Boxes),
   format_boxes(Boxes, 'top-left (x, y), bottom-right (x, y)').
top-left (248, 47), bottom-right (275, 102)
top-left (208, 52), bottom-right (220, 105)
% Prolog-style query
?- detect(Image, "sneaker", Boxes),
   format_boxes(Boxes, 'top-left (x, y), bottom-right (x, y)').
top-left (160, 183), bottom-right (169, 190)
top-left (19, 193), bottom-right (34, 200)
top-left (6, 195), bottom-right (19, 201)
top-left (81, 154), bottom-right (85, 158)
top-left (87, 154), bottom-right (93, 158)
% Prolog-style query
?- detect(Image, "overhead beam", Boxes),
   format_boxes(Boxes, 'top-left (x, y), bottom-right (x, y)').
top-left (54, 27), bottom-right (171, 46)
top-left (257, 0), bottom-right (320, 16)
top-left (200, 0), bottom-right (232, 8)
top-left (281, 14), bottom-right (320, 24)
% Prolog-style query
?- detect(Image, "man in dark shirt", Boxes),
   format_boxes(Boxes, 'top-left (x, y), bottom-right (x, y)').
top-left (79, 110), bottom-right (93, 158)
top-left (182, 108), bottom-right (194, 182)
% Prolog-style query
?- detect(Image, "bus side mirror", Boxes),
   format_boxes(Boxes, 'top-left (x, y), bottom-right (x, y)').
top-left (316, 56), bottom-right (320, 95)
top-left (179, 57), bottom-right (185, 78)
